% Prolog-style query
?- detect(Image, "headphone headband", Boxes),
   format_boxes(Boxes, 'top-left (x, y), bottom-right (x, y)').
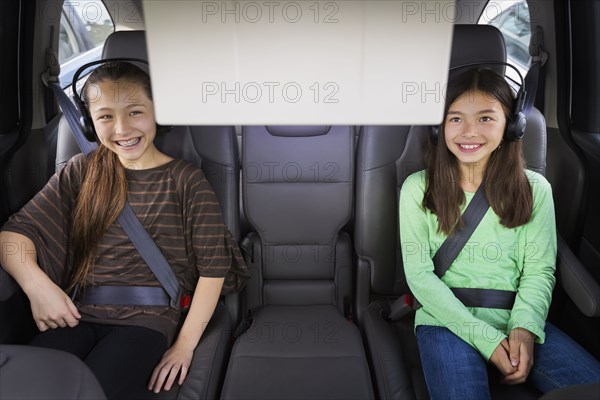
top-left (71, 57), bottom-right (149, 106)
top-left (449, 61), bottom-right (525, 89)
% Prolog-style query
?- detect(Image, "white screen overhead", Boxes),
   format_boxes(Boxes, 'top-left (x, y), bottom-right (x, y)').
top-left (143, 0), bottom-right (456, 125)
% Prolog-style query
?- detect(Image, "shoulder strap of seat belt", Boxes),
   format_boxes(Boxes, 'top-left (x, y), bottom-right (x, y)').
top-left (47, 82), bottom-right (180, 307)
top-left (117, 202), bottom-right (180, 307)
top-left (523, 61), bottom-right (541, 117)
top-left (431, 180), bottom-right (489, 278)
top-left (528, 25), bottom-right (548, 113)
top-left (388, 181), bottom-right (490, 321)
top-left (46, 83), bottom-right (98, 156)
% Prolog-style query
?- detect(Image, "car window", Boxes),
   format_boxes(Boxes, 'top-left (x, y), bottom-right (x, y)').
top-left (59, 1), bottom-right (114, 87)
top-left (59, 13), bottom-right (81, 64)
top-left (479, 0), bottom-right (531, 82)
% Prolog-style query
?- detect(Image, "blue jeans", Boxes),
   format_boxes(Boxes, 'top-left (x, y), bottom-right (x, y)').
top-left (416, 323), bottom-right (600, 400)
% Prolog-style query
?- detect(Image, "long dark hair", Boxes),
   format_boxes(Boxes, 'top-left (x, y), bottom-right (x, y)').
top-left (69, 62), bottom-right (153, 291)
top-left (424, 68), bottom-right (533, 236)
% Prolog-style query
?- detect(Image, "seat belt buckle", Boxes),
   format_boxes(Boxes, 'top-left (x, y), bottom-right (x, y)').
top-left (173, 288), bottom-right (192, 313)
top-left (180, 293), bottom-right (192, 314)
top-left (388, 294), bottom-right (421, 321)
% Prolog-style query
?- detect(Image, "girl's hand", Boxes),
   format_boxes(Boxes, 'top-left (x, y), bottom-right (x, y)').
top-left (148, 277), bottom-right (223, 393)
top-left (0, 232), bottom-right (80, 331)
top-left (490, 338), bottom-right (517, 376)
top-left (27, 278), bottom-right (81, 331)
top-left (501, 328), bottom-right (535, 385)
top-left (148, 340), bottom-right (195, 393)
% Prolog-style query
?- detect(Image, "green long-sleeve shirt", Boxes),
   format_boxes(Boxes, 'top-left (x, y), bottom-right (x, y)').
top-left (399, 169), bottom-right (557, 360)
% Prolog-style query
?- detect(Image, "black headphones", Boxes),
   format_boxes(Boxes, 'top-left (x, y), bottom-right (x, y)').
top-left (429, 61), bottom-right (527, 145)
top-left (72, 58), bottom-right (172, 141)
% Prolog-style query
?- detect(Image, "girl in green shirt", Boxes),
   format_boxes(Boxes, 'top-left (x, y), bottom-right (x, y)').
top-left (400, 68), bottom-right (599, 399)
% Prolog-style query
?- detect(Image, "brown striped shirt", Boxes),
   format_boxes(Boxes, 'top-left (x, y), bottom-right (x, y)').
top-left (1, 153), bottom-right (245, 344)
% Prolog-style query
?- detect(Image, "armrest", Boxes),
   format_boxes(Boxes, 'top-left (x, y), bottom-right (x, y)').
top-left (0, 268), bottom-right (19, 302)
top-left (178, 302), bottom-right (232, 399)
top-left (556, 235), bottom-right (600, 317)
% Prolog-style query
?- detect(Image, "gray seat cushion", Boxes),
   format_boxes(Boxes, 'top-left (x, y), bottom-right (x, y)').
top-left (222, 305), bottom-right (373, 400)
top-left (0, 345), bottom-right (106, 399)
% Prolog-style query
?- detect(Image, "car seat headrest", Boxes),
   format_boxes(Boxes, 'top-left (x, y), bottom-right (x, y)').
top-left (102, 31), bottom-right (148, 60)
top-left (266, 126), bottom-right (331, 137)
top-left (449, 25), bottom-right (507, 79)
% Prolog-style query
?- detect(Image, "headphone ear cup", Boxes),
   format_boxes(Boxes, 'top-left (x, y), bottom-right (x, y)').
top-left (79, 115), bottom-right (97, 142)
top-left (505, 84), bottom-right (527, 141)
top-left (505, 111), bottom-right (527, 141)
top-left (74, 95), bottom-right (97, 142)
top-left (429, 125), bottom-right (441, 145)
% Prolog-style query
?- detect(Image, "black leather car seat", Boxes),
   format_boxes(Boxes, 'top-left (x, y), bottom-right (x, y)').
top-left (354, 24), bottom-right (547, 399)
top-left (221, 125), bottom-right (374, 399)
top-left (0, 345), bottom-right (106, 399)
top-left (54, 30), bottom-right (240, 400)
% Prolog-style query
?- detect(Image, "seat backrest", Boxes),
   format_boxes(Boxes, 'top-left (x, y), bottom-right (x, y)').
top-left (55, 31), bottom-right (241, 238)
top-left (241, 125), bottom-right (355, 314)
top-left (354, 24), bottom-right (547, 323)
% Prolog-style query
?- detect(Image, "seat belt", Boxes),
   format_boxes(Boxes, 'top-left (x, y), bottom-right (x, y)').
top-left (46, 81), bottom-right (183, 309)
top-left (432, 180), bottom-right (490, 277)
top-left (523, 60), bottom-right (543, 117)
top-left (388, 181), bottom-right (516, 321)
top-left (528, 25), bottom-right (548, 112)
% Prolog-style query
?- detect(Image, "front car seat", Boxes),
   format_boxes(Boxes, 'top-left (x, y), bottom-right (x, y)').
top-left (0, 345), bottom-right (106, 399)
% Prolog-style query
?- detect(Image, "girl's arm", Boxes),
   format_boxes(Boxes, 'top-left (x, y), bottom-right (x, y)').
top-left (1, 154), bottom-right (86, 291)
top-left (148, 276), bottom-right (224, 393)
top-left (0, 231), bottom-right (81, 331)
top-left (504, 173), bottom-right (557, 383)
top-left (149, 167), bottom-right (235, 393)
top-left (507, 172), bottom-right (557, 342)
